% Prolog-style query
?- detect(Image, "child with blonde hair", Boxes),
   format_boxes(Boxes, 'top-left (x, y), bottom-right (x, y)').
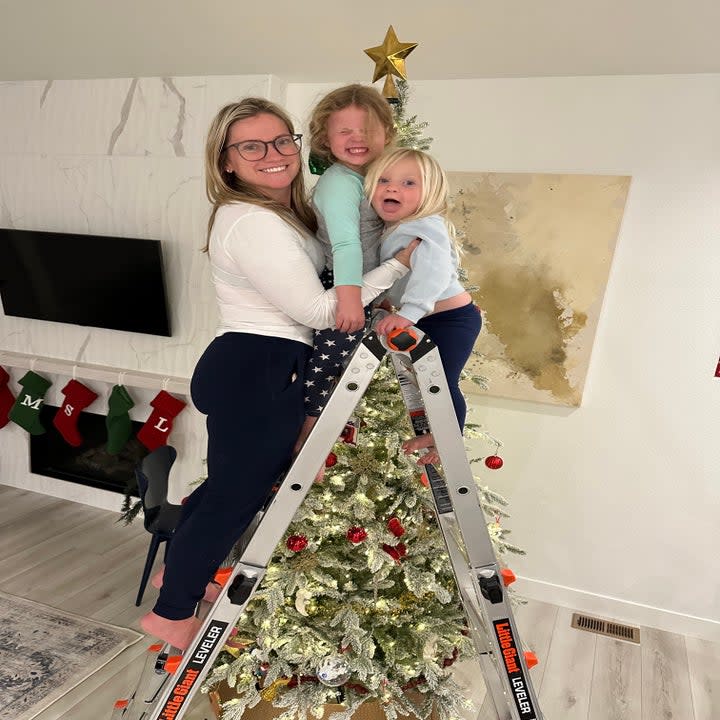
top-left (366, 147), bottom-right (482, 464)
top-left (295, 84), bottom-right (396, 453)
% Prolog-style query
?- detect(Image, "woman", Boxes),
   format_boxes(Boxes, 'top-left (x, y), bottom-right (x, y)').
top-left (141, 98), bottom-right (416, 649)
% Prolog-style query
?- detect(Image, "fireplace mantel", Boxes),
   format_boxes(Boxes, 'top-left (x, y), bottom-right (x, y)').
top-left (0, 351), bottom-right (189, 394)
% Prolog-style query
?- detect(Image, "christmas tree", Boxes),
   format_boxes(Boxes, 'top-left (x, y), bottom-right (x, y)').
top-left (204, 359), bottom-right (522, 720)
top-left (389, 80), bottom-right (432, 152)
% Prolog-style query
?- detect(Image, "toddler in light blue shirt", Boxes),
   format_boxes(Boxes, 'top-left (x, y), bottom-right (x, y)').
top-left (365, 148), bottom-right (482, 465)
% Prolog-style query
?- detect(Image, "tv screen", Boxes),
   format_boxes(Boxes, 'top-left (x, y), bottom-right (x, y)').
top-left (0, 228), bottom-right (171, 336)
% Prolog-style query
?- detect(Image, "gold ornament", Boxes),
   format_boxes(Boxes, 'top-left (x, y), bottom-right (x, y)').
top-left (260, 677), bottom-right (291, 702)
top-left (364, 25), bottom-right (418, 99)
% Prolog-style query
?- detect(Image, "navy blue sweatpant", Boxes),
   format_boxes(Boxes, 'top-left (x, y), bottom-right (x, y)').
top-left (416, 303), bottom-right (482, 429)
top-left (154, 332), bottom-right (309, 620)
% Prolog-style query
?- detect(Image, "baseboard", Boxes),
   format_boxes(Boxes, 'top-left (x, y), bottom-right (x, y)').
top-left (2, 474), bottom-right (123, 513)
top-left (516, 574), bottom-right (720, 643)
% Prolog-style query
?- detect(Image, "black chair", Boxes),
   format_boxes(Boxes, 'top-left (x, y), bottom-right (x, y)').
top-left (134, 445), bottom-right (184, 606)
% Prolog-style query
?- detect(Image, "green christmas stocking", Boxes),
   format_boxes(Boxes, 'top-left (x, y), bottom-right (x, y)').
top-left (9, 370), bottom-right (52, 435)
top-left (106, 384), bottom-right (135, 454)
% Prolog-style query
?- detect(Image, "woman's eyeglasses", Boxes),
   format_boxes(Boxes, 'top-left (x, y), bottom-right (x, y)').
top-left (224, 134), bottom-right (302, 161)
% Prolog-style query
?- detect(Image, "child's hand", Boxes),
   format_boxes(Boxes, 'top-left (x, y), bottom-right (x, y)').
top-left (334, 286), bottom-right (366, 333)
top-left (375, 313), bottom-right (413, 336)
top-left (336, 300), bottom-right (366, 333)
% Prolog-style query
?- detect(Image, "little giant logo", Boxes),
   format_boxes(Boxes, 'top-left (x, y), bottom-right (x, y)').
top-left (159, 621), bottom-right (228, 720)
top-left (493, 619), bottom-right (538, 718)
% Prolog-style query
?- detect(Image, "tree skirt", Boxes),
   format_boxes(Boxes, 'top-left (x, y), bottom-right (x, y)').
top-left (0, 591), bottom-right (142, 720)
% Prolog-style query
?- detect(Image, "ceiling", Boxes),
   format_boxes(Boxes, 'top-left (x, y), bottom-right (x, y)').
top-left (2, 0), bottom-right (720, 82)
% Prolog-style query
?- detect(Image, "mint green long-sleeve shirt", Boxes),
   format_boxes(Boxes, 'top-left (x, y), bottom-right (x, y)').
top-left (312, 163), bottom-right (384, 286)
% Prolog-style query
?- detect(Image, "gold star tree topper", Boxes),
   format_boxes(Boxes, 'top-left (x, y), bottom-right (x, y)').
top-left (364, 25), bottom-right (418, 99)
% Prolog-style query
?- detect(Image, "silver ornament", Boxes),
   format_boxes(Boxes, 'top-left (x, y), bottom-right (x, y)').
top-left (316, 655), bottom-right (351, 687)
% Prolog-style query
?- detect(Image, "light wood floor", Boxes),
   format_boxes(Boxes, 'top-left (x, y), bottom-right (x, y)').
top-left (1, 484), bottom-right (718, 720)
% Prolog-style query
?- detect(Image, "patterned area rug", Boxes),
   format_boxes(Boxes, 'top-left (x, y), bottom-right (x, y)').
top-left (0, 591), bottom-right (142, 720)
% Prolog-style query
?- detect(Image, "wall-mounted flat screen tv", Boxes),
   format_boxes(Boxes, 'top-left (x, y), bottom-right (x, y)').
top-left (0, 228), bottom-right (172, 336)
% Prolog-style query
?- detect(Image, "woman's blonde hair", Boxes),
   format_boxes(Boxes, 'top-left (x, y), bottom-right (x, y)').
top-left (203, 98), bottom-right (316, 250)
top-left (308, 84), bottom-right (396, 168)
top-left (364, 148), bottom-right (457, 243)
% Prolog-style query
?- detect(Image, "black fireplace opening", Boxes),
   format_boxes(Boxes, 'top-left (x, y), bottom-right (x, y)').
top-left (30, 404), bottom-right (149, 496)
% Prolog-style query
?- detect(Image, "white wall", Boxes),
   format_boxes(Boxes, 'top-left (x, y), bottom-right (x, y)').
top-left (287, 76), bottom-right (720, 639)
top-left (0, 74), bottom-right (287, 510)
top-left (288, 75), bottom-right (720, 639)
top-left (1, 72), bottom-right (719, 639)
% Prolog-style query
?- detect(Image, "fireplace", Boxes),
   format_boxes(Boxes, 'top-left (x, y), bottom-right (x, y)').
top-left (30, 404), bottom-right (149, 495)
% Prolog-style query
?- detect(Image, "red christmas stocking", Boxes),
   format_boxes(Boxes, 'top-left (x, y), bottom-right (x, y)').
top-left (52, 379), bottom-right (99, 447)
top-left (0, 366), bottom-right (16, 429)
top-left (137, 390), bottom-right (186, 451)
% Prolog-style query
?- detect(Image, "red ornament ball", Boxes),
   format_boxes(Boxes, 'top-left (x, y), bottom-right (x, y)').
top-left (484, 455), bottom-right (504, 470)
top-left (387, 517), bottom-right (405, 537)
top-left (286, 534), bottom-right (308, 552)
top-left (325, 452), bottom-right (338, 467)
top-left (382, 542), bottom-right (407, 562)
top-left (346, 526), bottom-right (368, 544)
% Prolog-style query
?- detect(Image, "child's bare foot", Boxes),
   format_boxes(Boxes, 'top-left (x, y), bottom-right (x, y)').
top-left (402, 434), bottom-right (440, 466)
top-left (151, 567), bottom-right (222, 604)
top-left (140, 612), bottom-right (201, 651)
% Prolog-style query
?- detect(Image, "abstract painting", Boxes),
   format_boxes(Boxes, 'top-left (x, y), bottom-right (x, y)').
top-left (449, 172), bottom-right (631, 406)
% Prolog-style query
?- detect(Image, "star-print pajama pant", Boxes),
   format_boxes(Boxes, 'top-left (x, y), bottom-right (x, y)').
top-left (304, 267), bottom-right (372, 417)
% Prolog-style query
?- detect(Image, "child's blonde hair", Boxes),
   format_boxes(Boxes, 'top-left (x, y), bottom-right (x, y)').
top-left (364, 148), bottom-right (460, 251)
top-left (308, 84), bottom-right (396, 167)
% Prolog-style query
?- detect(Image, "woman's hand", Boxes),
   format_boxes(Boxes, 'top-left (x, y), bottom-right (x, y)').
top-left (394, 238), bottom-right (420, 268)
top-left (375, 312), bottom-right (413, 336)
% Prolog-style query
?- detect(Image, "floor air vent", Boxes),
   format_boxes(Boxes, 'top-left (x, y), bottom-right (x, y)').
top-left (571, 613), bottom-right (640, 644)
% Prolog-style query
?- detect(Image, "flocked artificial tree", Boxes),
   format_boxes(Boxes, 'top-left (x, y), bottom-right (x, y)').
top-left (204, 70), bottom-right (523, 720)
top-left (204, 361), bottom-right (522, 720)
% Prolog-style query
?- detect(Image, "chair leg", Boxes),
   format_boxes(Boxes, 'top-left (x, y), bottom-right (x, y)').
top-left (136, 534), bottom-right (163, 607)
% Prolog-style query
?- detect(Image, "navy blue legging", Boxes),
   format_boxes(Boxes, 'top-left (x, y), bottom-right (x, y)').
top-left (416, 302), bottom-right (482, 430)
top-left (154, 332), bottom-right (309, 620)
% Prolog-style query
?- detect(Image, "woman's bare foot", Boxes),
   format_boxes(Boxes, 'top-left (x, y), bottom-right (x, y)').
top-left (140, 612), bottom-right (202, 651)
top-left (151, 567), bottom-right (222, 604)
top-left (402, 434), bottom-right (440, 466)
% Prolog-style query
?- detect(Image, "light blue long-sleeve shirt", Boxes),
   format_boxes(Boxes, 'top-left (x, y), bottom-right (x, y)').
top-left (379, 215), bottom-right (466, 323)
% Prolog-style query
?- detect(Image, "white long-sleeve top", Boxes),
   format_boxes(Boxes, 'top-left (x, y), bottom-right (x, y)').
top-left (209, 202), bottom-right (409, 346)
